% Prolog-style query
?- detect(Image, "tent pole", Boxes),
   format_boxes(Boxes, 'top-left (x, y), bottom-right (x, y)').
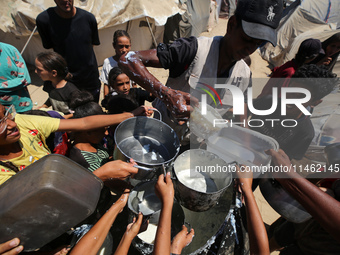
top-left (145, 17), bottom-right (158, 48)
top-left (21, 26), bottom-right (37, 55)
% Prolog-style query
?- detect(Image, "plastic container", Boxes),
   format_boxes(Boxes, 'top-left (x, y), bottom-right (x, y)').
top-left (206, 126), bottom-right (279, 176)
top-left (0, 154), bottom-right (103, 251)
top-left (189, 104), bottom-right (222, 139)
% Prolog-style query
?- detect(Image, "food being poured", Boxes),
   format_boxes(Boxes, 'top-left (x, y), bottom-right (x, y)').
top-left (176, 169), bottom-right (218, 193)
top-left (190, 104), bottom-right (223, 139)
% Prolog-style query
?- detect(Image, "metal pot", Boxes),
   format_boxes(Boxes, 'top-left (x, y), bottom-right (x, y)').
top-left (172, 149), bottom-right (232, 212)
top-left (129, 199), bottom-right (185, 255)
top-left (259, 176), bottom-right (312, 223)
top-left (127, 180), bottom-right (162, 221)
top-left (114, 116), bottom-right (180, 180)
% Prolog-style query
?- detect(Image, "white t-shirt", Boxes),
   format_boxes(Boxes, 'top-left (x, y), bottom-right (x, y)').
top-left (100, 56), bottom-right (118, 85)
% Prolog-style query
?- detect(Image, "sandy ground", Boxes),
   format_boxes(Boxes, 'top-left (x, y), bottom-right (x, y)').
top-left (28, 18), bottom-right (280, 253)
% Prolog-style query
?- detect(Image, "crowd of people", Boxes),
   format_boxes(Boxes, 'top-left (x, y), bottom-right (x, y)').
top-left (1, 0), bottom-right (340, 254)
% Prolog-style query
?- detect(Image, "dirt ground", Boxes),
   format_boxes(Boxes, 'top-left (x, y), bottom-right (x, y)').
top-left (28, 18), bottom-right (280, 254)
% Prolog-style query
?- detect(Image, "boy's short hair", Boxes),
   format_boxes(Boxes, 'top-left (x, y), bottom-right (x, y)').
top-left (291, 64), bottom-right (338, 101)
top-left (107, 94), bottom-right (138, 114)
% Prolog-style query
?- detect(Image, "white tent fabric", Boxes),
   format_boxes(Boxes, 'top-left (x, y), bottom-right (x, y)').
top-left (259, 0), bottom-right (339, 67)
top-left (300, 0), bottom-right (340, 26)
top-left (0, 0), bottom-right (182, 65)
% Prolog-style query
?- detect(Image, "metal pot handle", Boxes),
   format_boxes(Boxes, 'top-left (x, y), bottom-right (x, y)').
top-left (150, 108), bottom-right (162, 122)
top-left (133, 164), bottom-right (155, 171)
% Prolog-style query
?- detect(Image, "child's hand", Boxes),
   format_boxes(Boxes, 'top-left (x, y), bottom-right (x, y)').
top-left (155, 172), bottom-right (174, 205)
top-left (171, 225), bottom-right (195, 254)
top-left (125, 213), bottom-right (145, 239)
top-left (317, 56), bottom-right (332, 66)
top-left (235, 165), bottom-right (253, 193)
top-left (100, 160), bottom-right (138, 180)
top-left (114, 190), bottom-right (130, 213)
top-left (265, 149), bottom-right (291, 169)
top-left (144, 106), bottom-right (154, 117)
top-left (0, 238), bottom-right (23, 254)
top-left (131, 106), bottom-right (153, 117)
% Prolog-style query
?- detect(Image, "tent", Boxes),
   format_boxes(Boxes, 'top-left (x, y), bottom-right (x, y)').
top-left (259, 0), bottom-right (340, 68)
top-left (0, 0), bottom-right (183, 65)
top-left (163, 0), bottom-right (218, 43)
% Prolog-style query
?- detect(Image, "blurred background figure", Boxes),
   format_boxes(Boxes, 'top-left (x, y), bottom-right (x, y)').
top-left (311, 32), bottom-right (340, 72)
top-left (0, 42), bottom-right (32, 113)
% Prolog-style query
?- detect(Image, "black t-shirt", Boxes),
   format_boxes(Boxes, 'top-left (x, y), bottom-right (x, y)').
top-left (129, 88), bottom-right (155, 106)
top-left (43, 81), bottom-right (79, 114)
top-left (105, 88), bottom-right (155, 114)
top-left (157, 36), bottom-right (198, 78)
top-left (156, 36), bottom-right (250, 103)
top-left (250, 96), bottom-right (314, 160)
top-left (36, 7), bottom-right (100, 90)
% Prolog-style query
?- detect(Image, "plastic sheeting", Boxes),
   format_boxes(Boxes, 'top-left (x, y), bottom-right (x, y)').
top-left (0, 0), bottom-right (182, 35)
top-left (300, 0), bottom-right (340, 26)
top-left (259, 0), bottom-right (339, 67)
top-left (163, 0), bottom-right (211, 43)
top-left (0, 0), bottom-right (182, 65)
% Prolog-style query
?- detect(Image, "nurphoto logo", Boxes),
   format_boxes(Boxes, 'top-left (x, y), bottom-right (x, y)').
top-left (200, 85), bottom-right (312, 128)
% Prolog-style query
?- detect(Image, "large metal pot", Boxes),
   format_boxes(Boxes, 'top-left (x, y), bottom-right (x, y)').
top-left (259, 176), bottom-right (312, 223)
top-left (114, 116), bottom-right (180, 180)
top-left (172, 149), bottom-right (232, 212)
top-left (130, 200), bottom-right (185, 254)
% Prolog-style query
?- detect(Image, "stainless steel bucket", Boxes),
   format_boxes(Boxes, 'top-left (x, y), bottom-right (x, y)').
top-left (114, 116), bottom-right (180, 180)
top-left (172, 149), bottom-right (232, 212)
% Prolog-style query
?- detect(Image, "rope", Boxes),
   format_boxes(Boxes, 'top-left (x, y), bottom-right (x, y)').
top-left (21, 26), bottom-right (37, 55)
top-left (145, 17), bottom-right (158, 48)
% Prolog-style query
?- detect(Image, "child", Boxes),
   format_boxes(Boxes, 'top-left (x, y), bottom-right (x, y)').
top-left (68, 91), bottom-right (109, 172)
top-left (103, 67), bottom-right (154, 111)
top-left (311, 32), bottom-right (340, 72)
top-left (0, 100), bottom-right (153, 185)
top-left (35, 52), bottom-right (79, 115)
top-left (258, 38), bottom-right (324, 98)
top-left (100, 30), bottom-right (133, 97)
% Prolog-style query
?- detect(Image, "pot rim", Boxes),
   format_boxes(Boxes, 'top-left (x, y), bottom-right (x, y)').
top-left (127, 180), bottom-right (161, 216)
top-left (173, 149), bottom-right (232, 195)
top-left (114, 116), bottom-right (180, 166)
